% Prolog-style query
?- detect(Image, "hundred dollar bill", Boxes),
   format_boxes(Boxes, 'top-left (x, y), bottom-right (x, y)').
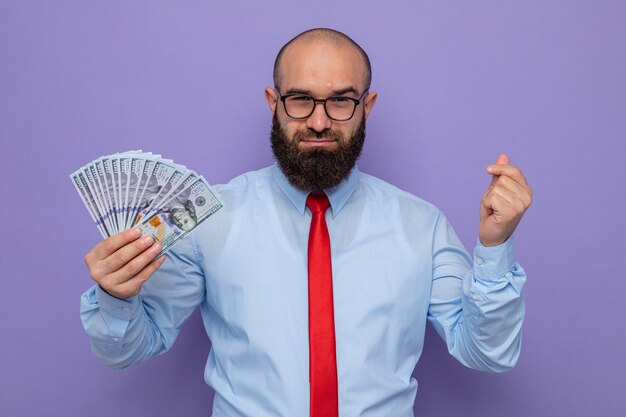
top-left (145, 168), bottom-right (190, 214)
top-left (83, 164), bottom-right (116, 234)
top-left (134, 160), bottom-right (186, 224)
top-left (137, 176), bottom-right (223, 257)
top-left (101, 157), bottom-right (120, 230)
top-left (119, 152), bottom-right (153, 229)
top-left (111, 157), bottom-right (123, 229)
top-left (70, 170), bottom-right (109, 238)
top-left (129, 158), bottom-right (158, 227)
top-left (125, 157), bottom-right (146, 230)
top-left (94, 158), bottom-right (119, 232)
top-left (143, 171), bottom-right (197, 220)
top-left (118, 155), bottom-right (130, 228)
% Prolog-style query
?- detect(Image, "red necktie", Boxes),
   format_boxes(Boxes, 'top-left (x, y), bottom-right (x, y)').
top-left (306, 193), bottom-right (339, 417)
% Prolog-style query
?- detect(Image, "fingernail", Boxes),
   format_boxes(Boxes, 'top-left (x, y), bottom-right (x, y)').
top-left (143, 235), bottom-right (154, 244)
top-left (132, 227), bottom-right (142, 236)
top-left (486, 166), bottom-right (495, 173)
top-left (152, 242), bottom-right (162, 252)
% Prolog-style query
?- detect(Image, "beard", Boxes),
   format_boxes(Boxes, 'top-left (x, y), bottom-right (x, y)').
top-left (270, 112), bottom-right (366, 192)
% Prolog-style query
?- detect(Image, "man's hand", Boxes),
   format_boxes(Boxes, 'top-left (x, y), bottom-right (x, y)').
top-left (84, 227), bottom-right (166, 299)
top-left (479, 154), bottom-right (533, 247)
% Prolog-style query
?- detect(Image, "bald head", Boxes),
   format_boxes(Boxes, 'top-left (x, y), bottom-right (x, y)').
top-left (273, 28), bottom-right (372, 92)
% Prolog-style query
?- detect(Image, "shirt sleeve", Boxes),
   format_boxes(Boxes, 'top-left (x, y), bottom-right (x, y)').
top-left (79, 232), bottom-right (206, 369)
top-left (427, 212), bottom-right (526, 372)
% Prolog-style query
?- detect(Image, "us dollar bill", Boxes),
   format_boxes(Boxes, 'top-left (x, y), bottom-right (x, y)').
top-left (136, 176), bottom-right (223, 257)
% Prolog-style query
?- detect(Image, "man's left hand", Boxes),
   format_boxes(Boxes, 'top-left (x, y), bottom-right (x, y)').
top-left (478, 154), bottom-right (533, 246)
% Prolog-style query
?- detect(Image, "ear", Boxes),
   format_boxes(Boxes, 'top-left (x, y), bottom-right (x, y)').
top-left (264, 87), bottom-right (278, 116)
top-left (363, 91), bottom-right (378, 119)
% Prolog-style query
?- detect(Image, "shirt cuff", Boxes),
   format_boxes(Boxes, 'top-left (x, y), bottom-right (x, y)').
top-left (94, 285), bottom-right (141, 322)
top-left (472, 235), bottom-right (515, 280)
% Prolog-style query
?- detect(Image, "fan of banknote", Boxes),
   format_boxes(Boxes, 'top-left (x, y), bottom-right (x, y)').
top-left (70, 151), bottom-right (223, 256)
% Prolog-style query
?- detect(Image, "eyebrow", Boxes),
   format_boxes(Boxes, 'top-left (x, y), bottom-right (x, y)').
top-left (282, 86), bottom-right (359, 96)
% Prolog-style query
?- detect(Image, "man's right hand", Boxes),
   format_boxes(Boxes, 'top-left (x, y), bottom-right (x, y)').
top-left (84, 227), bottom-right (166, 299)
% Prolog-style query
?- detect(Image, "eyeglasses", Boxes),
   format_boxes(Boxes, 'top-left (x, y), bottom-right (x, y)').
top-left (277, 90), bottom-right (368, 121)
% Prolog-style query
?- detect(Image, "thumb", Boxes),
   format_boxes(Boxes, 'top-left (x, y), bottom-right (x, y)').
top-left (495, 154), bottom-right (510, 165)
top-left (488, 153), bottom-right (509, 187)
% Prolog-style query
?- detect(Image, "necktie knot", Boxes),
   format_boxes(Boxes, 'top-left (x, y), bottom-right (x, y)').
top-left (306, 193), bottom-right (330, 214)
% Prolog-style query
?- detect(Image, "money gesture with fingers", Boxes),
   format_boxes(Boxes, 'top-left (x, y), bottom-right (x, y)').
top-left (479, 154), bottom-right (533, 247)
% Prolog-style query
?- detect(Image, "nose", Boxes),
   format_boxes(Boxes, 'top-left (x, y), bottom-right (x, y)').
top-left (306, 102), bottom-right (332, 132)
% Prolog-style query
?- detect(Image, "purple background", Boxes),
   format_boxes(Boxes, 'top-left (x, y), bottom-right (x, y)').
top-left (1, 1), bottom-right (625, 416)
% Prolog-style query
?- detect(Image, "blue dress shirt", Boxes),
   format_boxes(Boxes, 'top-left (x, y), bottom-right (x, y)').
top-left (80, 164), bottom-right (526, 417)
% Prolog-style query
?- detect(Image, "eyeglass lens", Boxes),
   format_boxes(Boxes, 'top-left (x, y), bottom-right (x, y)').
top-left (284, 96), bottom-right (356, 121)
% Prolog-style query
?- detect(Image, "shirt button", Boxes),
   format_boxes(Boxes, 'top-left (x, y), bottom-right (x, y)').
top-left (112, 337), bottom-right (119, 342)
top-left (475, 257), bottom-right (484, 265)
top-left (121, 307), bottom-right (130, 312)
top-left (472, 294), bottom-right (480, 301)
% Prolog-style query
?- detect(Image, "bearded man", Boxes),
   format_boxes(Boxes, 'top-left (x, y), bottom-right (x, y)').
top-left (81, 28), bottom-right (532, 417)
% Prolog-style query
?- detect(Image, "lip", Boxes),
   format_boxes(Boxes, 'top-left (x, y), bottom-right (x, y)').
top-left (298, 139), bottom-right (337, 148)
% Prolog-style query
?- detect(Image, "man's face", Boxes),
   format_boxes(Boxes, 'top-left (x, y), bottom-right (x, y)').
top-left (265, 40), bottom-right (377, 191)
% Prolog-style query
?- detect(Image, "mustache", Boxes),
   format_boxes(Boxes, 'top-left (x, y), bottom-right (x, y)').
top-left (293, 128), bottom-right (344, 143)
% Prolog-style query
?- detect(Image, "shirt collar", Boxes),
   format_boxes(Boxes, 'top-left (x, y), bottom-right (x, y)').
top-left (271, 163), bottom-right (360, 218)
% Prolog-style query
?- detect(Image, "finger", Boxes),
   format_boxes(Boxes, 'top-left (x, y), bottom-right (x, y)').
top-left (492, 174), bottom-right (530, 202)
top-left (482, 192), bottom-right (520, 223)
top-left (102, 240), bottom-right (163, 288)
top-left (499, 175), bottom-right (532, 206)
top-left (112, 255), bottom-right (167, 297)
top-left (483, 186), bottom-right (529, 221)
top-left (90, 235), bottom-right (157, 283)
top-left (484, 184), bottom-right (516, 208)
top-left (98, 234), bottom-right (159, 277)
top-left (88, 227), bottom-right (143, 262)
top-left (495, 153), bottom-right (509, 165)
top-left (487, 154), bottom-right (509, 188)
top-left (486, 164), bottom-right (529, 188)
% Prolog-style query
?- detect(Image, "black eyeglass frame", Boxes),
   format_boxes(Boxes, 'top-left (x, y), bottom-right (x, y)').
top-left (276, 89), bottom-right (369, 121)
